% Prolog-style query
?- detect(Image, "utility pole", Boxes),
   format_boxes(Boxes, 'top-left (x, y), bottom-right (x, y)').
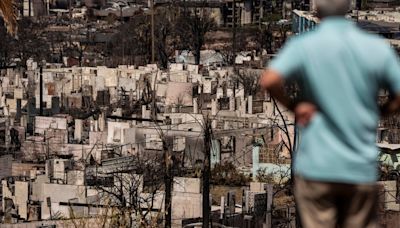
top-left (163, 138), bottom-right (172, 228)
top-left (202, 116), bottom-right (212, 228)
top-left (232, 0), bottom-right (237, 65)
top-left (39, 66), bottom-right (43, 116)
top-left (28, 0), bottom-right (31, 17)
top-left (151, 0), bottom-right (155, 63)
top-left (152, 73), bottom-right (157, 120)
top-left (5, 114), bottom-right (9, 153)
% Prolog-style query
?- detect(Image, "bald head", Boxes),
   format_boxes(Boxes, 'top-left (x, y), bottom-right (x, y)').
top-left (315, 0), bottom-right (351, 18)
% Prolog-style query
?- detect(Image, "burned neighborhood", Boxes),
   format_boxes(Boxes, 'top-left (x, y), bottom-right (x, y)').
top-left (0, 0), bottom-right (399, 228)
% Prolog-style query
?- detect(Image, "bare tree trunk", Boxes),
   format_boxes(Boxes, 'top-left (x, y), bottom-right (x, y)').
top-left (202, 116), bottom-right (212, 228)
top-left (151, 0), bottom-right (155, 63)
top-left (195, 45), bottom-right (201, 65)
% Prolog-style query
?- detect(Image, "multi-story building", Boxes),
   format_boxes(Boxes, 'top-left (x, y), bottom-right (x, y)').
top-left (22, 0), bottom-right (50, 17)
top-left (224, 0), bottom-right (265, 27)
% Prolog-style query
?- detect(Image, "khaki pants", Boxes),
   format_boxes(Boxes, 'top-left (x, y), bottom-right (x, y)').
top-left (295, 176), bottom-right (378, 228)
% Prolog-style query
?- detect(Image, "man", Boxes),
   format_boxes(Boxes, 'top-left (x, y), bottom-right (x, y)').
top-left (260, 0), bottom-right (400, 227)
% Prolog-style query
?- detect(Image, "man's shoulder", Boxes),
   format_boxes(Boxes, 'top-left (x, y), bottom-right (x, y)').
top-left (299, 25), bottom-right (387, 45)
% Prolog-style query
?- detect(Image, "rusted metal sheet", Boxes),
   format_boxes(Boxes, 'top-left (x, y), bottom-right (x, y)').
top-left (46, 82), bottom-right (56, 96)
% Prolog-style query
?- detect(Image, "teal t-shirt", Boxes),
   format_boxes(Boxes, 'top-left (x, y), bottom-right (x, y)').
top-left (269, 17), bottom-right (400, 184)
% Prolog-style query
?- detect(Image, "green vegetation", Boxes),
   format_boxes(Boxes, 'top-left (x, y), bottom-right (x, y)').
top-left (262, 13), bottom-right (282, 23)
top-left (211, 162), bottom-right (251, 186)
top-left (256, 168), bottom-right (275, 184)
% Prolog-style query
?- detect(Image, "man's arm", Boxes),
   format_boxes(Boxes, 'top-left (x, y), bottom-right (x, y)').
top-left (262, 37), bottom-right (317, 126)
top-left (260, 69), bottom-right (317, 126)
top-left (260, 69), bottom-right (294, 111)
top-left (379, 45), bottom-right (400, 116)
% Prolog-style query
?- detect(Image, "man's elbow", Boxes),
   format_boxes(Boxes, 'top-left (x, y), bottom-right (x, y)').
top-left (259, 69), bottom-right (284, 91)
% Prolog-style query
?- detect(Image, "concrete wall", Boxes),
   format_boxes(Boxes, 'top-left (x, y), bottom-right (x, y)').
top-left (0, 155), bottom-right (13, 180)
top-left (38, 183), bottom-right (87, 219)
top-left (165, 82), bottom-right (193, 106)
top-left (2, 179), bottom-right (13, 212)
top-left (1, 180), bottom-right (29, 220)
top-left (172, 192), bottom-right (202, 227)
top-left (379, 181), bottom-right (400, 211)
top-left (34, 116), bottom-right (67, 135)
top-left (174, 177), bottom-right (200, 193)
top-left (99, 67), bottom-right (118, 88)
top-left (11, 163), bottom-right (42, 177)
top-left (14, 181), bottom-right (29, 220)
top-left (107, 121), bottom-right (131, 144)
top-left (172, 178), bottom-right (202, 224)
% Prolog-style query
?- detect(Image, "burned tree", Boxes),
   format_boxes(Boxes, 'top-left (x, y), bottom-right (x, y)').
top-left (87, 155), bottom-right (165, 227)
top-left (107, 15), bottom-right (151, 66)
top-left (175, 8), bottom-right (215, 65)
top-left (106, 9), bottom-right (175, 68)
top-left (0, 19), bottom-right (50, 68)
top-left (233, 69), bottom-right (261, 97)
top-left (155, 8), bottom-right (176, 70)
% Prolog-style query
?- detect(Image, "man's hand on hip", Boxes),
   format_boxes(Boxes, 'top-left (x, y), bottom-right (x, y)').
top-left (295, 102), bottom-right (317, 127)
